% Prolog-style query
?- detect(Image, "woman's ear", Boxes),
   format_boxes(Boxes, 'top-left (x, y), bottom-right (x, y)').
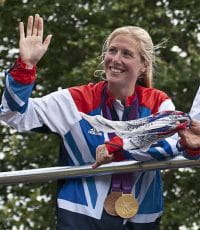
top-left (142, 60), bottom-right (149, 73)
top-left (141, 67), bottom-right (146, 73)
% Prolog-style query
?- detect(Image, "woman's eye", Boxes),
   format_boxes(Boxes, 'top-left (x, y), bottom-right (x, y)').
top-left (108, 48), bottom-right (116, 54)
top-left (123, 51), bottom-right (132, 57)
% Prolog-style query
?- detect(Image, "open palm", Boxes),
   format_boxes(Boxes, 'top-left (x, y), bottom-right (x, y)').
top-left (19, 14), bottom-right (52, 66)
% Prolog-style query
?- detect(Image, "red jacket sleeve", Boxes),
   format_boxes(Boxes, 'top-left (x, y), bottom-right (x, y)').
top-left (9, 57), bottom-right (36, 84)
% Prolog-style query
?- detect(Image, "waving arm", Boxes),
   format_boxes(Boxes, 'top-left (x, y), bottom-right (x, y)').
top-left (19, 14), bottom-right (52, 66)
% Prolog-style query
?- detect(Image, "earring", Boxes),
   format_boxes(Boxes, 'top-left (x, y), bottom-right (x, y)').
top-left (94, 70), bottom-right (107, 80)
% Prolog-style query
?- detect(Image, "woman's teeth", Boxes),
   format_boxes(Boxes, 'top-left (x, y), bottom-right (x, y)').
top-left (110, 67), bottom-right (123, 73)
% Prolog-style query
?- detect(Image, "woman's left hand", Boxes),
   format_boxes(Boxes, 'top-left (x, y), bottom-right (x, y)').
top-left (92, 144), bottom-right (113, 169)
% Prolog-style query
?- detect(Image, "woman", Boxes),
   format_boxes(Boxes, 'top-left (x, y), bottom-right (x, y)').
top-left (0, 14), bottom-right (198, 230)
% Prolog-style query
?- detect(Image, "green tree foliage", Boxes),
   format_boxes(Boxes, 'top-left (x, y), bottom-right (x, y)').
top-left (0, 0), bottom-right (200, 229)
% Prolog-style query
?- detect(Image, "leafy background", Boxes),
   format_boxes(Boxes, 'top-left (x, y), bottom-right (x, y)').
top-left (0, 0), bottom-right (200, 229)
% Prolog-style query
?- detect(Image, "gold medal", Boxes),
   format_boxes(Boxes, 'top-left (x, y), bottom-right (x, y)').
top-left (115, 193), bottom-right (139, 218)
top-left (104, 191), bottom-right (122, 216)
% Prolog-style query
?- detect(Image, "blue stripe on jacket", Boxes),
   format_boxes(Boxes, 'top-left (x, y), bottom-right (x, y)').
top-left (137, 171), bottom-right (163, 214)
top-left (61, 130), bottom-right (98, 208)
top-left (5, 74), bottom-right (34, 113)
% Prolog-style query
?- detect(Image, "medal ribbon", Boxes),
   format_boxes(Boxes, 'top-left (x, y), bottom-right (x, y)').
top-left (101, 84), bottom-right (138, 193)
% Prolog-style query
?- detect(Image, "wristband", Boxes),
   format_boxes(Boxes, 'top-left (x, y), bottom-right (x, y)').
top-left (178, 139), bottom-right (200, 158)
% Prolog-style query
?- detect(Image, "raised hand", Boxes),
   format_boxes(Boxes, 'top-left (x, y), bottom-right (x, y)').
top-left (19, 14), bottom-right (52, 66)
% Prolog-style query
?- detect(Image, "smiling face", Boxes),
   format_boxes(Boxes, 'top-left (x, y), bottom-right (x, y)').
top-left (104, 34), bottom-right (145, 98)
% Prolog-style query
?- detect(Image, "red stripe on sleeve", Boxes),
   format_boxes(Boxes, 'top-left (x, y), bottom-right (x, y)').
top-left (105, 136), bottom-right (124, 161)
top-left (10, 57), bottom-right (36, 85)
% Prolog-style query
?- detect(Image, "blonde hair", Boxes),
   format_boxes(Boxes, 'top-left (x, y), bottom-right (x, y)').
top-left (101, 26), bottom-right (155, 88)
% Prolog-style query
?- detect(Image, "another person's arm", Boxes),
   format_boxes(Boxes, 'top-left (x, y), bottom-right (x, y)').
top-left (179, 119), bottom-right (200, 149)
top-left (177, 86), bottom-right (200, 158)
top-left (177, 120), bottom-right (200, 159)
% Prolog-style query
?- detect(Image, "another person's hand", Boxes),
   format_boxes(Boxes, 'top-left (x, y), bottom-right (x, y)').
top-left (19, 14), bottom-right (52, 67)
top-left (188, 119), bottom-right (200, 135)
top-left (92, 144), bottom-right (113, 169)
top-left (178, 119), bottom-right (200, 149)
